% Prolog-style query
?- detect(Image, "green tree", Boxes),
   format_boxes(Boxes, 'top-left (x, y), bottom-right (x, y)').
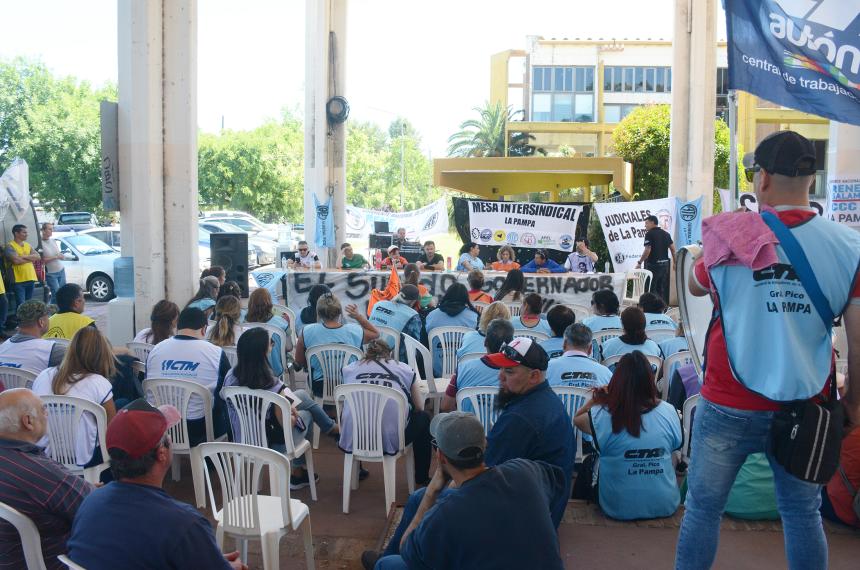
top-left (0, 58), bottom-right (56, 154)
top-left (447, 101), bottom-right (544, 157)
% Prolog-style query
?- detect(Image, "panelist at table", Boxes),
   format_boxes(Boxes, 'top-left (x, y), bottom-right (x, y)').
top-left (381, 245), bottom-right (408, 270)
top-left (456, 242), bottom-right (484, 271)
top-left (521, 249), bottom-right (566, 274)
top-left (491, 245), bottom-right (520, 272)
top-left (564, 238), bottom-right (598, 273)
top-left (337, 242), bottom-right (367, 270)
top-left (416, 240), bottom-right (444, 271)
top-left (288, 240), bottom-right (321, 270)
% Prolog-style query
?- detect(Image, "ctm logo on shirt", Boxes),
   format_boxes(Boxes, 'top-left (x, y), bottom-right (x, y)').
top-left (0, 362), bottom-right (22, 368)
top-left (624, 448), bottom-right (663, 460)
top-left (162, 360), bottom-right (201, 372)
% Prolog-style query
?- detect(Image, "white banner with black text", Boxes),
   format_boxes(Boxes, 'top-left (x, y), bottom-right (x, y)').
top-left (344, 198), bottom-right (449, 240)
top-left (594, 198), bottom-right (677, 273)
top-left (466, 200), bottom-right (582, 252)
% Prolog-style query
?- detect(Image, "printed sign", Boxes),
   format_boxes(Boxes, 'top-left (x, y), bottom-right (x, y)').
top-left (725, 0), bottom-right (860, 126)
top-left (593, 198), bottom-right (677, 273)
top-left (345, 198), bottom-right (449, 240)
top-left (717, 188), bottom-right (826, 216)
top-left (826, 175), bottom-right (860, 228)
top-left (466, 200), bottom-right (582, 252)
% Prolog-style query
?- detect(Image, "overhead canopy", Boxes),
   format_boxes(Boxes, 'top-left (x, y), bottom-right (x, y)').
top-left (433, 156), bottom-right (633, 201)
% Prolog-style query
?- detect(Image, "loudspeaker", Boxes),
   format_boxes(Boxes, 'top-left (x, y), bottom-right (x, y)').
top-left (209, 232), bottom-right (249, 298)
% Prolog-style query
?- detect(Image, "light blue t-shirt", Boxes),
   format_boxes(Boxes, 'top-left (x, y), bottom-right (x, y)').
top-left (659, 336), bottom-right (689, 359)
top-left (546, 352), bottom-right (612, 388)
top-left (301, 322), bottom-right (363, 385)
top-left (456, 253), bottom-right (485, 272)
top-left (425, 307), bottom-right (479, 377)
top-left (454, 359), bottom-right (500, 413)
top-left (513, 315), bottom-right (553, 338)
top-left (601, 337), bottom-right (662, 364)
top-left (644, 312), bottom-right (677, 331)
top-left (590, 400), bottom-right (682, 520)
top-left (243, 315), bottom-right (291, 377)
top-left (581, 314), bottom-right (622, 332)
top-left (187, 298), bottom-right (216, 313)
top-left (457, 330), bottom-right (487, 359)
top-left (540, 337), bottom-right (566, 359)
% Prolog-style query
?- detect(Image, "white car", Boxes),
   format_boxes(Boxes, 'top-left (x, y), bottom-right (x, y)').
top-left (198, 220), bottom-right (277, 266)
top-left (205, 216), bottom-right (280, 242)
top-left (53, 233), bottom-right (119, 302)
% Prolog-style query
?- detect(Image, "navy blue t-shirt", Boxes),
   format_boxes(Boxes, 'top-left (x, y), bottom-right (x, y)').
top-left (67, 481), bottom-right (231, 569)
top-left (485, 381), bottom-right (575, 527)
top-left (401, 459), bottom-right (565, 570)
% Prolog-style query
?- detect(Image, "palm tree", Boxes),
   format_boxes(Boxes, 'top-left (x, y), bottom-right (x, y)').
top-left (447, 102), bottom-right (544, 157)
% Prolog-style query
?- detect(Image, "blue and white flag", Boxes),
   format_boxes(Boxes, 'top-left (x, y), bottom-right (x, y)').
top-left (725, 0), bottom-right (860, 126)
top-left (251, 269), bottom-right (287, 298)
top-left (313, 194), bottom-right (336, 248)
top-left (676, 197), bottom-right (703, 247)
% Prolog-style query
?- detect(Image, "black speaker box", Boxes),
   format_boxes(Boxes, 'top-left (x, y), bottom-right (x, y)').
top-left (209, 232), bottom-right (249, 297)
top-left (369, 233), bottom-right (392, 249)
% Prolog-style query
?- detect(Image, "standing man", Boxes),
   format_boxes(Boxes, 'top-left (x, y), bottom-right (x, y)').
top-left (636, 215), bottom-right (675, 304)
top-left (39, 223), bottom-right (65, 303)
top-left (564, 238), bottom-right (599, 273)
top-left (6, 224), bottom-right (39, 303)
top-left (416, 240), bottom-right (444, 271)
top-left (676, 131), bottom-right (860, 568)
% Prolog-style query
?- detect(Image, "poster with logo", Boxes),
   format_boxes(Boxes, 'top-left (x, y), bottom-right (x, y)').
top-left (725, 0), bottom-right (860, 126)
top-left (466, 200), bottom-right (583, 252)
top-left (826, 175), bottom-right (860, 229)
top-left (676, 197), bottom-right (703, 247)
top-left (594, 198), bottom-right (677, 273)
top-left (344, 198), bottom-right (448, 240)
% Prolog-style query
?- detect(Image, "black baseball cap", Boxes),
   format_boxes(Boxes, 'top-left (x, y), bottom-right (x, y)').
top-left (482, 337), bottom-right (550, 371)
top-left (743, 131), bottom-right (816, 178)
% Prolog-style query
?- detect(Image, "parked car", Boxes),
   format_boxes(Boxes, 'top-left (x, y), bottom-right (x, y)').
top-left (198, 220), bottom-right (277, 266)
top-left (205, 216), bottom-right (279, 242)
top-left (56, 212), bottom-right (99, 232)
top-left (80, 226), bottom-right (121, 251)
top-left (53, 233), bottom-right (119, 302)
top-left (198, 227), bottom-right (257, 272)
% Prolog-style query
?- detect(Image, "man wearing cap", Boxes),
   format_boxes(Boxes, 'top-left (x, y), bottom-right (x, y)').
top-left (520, 249), bottom-right (567, 273)
top-left (373, 412), bottom-right (565, 570)
top-left (0, 300), bottom-right (66, 374)
top-left (0, 389), bottom-right (92, 569)
top-left (636, 215), bottom-right (676, 304)
top-left (676, 131), bottom-right (860, 568)
top-left (66, 399), bottom-right (247, 569)
top-left (380, 245), bottom-right (407, 270)
top-left (368, 284), bottom-right (422, 361)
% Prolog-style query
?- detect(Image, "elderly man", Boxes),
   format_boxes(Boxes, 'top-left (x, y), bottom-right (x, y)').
top-left (66, 399), bottom-right (247, 569)
top-left (0, 389), bottom-right (92, 569)
top-left (0, 300), bottom-right (66, 373)
top-left (546, 323), bottom-right (612, 388)
top-left (43, 284), bottom-right (95, 340)
top-left (392, 227), bottom-right (409, 248)
top-left (6, 224), bottom-right (40, 303)
top-left (288, 240), bottom-right (321, 270)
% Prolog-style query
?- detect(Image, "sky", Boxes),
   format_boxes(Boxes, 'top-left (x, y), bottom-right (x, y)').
top-left (0, 0), bottom-right (727, 156)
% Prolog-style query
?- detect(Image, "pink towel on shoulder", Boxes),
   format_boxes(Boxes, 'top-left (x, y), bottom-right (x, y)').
top-left (702, 210), bottom-right (778, 270)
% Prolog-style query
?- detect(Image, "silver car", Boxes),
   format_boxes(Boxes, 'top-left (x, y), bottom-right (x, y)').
top-left (53, 233), bottom-right (119, 302)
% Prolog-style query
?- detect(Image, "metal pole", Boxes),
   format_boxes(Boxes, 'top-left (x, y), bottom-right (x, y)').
top-left (728, 89), bottom-right (738, 212)
top-left (400, 122), bottom-right (405, 210)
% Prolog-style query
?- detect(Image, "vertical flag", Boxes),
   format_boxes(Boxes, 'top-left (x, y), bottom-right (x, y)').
top-left (676, 197), bottom-right (703, 246)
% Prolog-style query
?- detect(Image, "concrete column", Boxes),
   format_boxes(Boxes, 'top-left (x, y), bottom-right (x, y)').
top-left (305, 0), bottom-right (347, 268)
top-left (117, 0), bottom-right (166, 330)
top-left (826, 121), bottom-right (860, 228)
top-left (163, 0), bottom-right (199, 304)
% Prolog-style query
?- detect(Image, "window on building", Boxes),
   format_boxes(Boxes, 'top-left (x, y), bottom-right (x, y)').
top-left (604, 67), bottom-right (614, 92)
top-left (531, 66), bottom-right (594, 121)
top-left (533, 67), bottom-right (552, 91)
top-left (604, 103), bottom-right (640, 123)
top-left (554, 67), bottom-right (573, 92)
top-left (604, 66), bottom-right (672, 93)
top-left (533, 93), bottom-right (552, 121)
top-left (623, 67), bottom-right (634, 91)
top-left (553, 94), bottom-right (573, 121)
top-left (574, 94), bottom-right (594, 122)
top-left (645, 68), bottom-right (656, 91)
top-left (655, 68), bottom-right (666, 92)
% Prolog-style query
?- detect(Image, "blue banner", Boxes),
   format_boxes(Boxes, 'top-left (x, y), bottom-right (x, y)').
top-left (676, 197), bottom-right (703, 247)
top-left (251, 269), bottom-right (286, 297)
top-left (725, 0), bottom-right (860, 126)
top-left (313, 194), bottom-right (336, 248)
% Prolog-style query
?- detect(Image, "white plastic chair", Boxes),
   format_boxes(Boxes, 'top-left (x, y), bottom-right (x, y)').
top-left (661, 351), bottom-right (695, 400)
top-left (57, 554), bottom-right (86, 569)
top-left (49, 338), bottom-right (71, 349)
top-left (513, 329), bottom-right (550, 342)
top-left (0, 368), bottom-right (38, 390)
top-left (335, 383), bottom-right (415, 516)
top-left (274, 304), bottom-right (299, 346)
top-left (456, 386), bottom-right (500, 436)
top-left (222, 345), bottom-right (238, 368)
top-left (592, 328), bottom-right (624, 346)
top-left (602, 353), bottom-right (663, 378)
top-left (503, 303), bottom-right (522, 317)
top-left (198, 442), bottom-right (315, 570)
top-left (305, 343), bottom-right (363, 448)
top-left (403, 335), bottom-right (443, 414)
top-left (373, 325), bottom-right (402, 360)
top-left (143, 378), bottom-right (225, 507)
top-left (472, 301), bottom-right (489, 314)
top-left (552, 386), bottom-right (592, 463)
top-left (647, 329), bottom-right (677, 344)
top-left (682, 394), bottom-right (700, 463)
top-left (665, 306), bottom-right (681, 324)
top-left (563, 303), bottom-right (592, 322)
top-left (241, 322), bottom-right (295, 389)
top-left (427, 326), bottom-right (473, 380)
top-left (126, 341), bottom-right (154, 362)
top-left (41, 395), bottom-right (110, 484)
top-left (221, 386), bottom-right (317, 501)
top-left (624, 269), bottom-right (653, 304)
top-left (0, 500), bottom-right (47, 570)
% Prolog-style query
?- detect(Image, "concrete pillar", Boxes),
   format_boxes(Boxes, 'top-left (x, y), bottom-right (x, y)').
top-left (305, 0), bottom-right (347, 267)
top-left (669, 0), bottom-right (717, 217)
top-left (826, 121), bottom-right (860, 228)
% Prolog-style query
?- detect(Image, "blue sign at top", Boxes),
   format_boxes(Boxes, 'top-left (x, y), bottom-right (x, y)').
top-left (726, 0), bottom-right (860, 126)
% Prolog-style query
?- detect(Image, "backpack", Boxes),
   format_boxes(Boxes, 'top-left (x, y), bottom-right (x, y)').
top-left (838, 465), bottom-right (860, 520)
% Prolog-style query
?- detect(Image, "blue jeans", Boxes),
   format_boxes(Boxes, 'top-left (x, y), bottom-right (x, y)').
top-left (45, 269), bottom-right (66, 303)
top-left (675, 399), bottom-right (827, 569)
top-left (375, 555), bottom-right (408, 569)
top-left (13, 281), bottom-right (34, 304)
top-left (293, 388), bottom-right (336, 434)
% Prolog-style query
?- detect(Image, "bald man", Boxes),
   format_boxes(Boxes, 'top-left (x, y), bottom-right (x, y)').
top-left (0, 389), bottom-right (92, 569)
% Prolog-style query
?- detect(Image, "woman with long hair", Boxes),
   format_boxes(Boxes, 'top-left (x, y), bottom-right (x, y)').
top-left (494, 268), bottom-right (526, 303)
top-left (133, 300), bottom-right (179, 345)
top-left (581, 289), bottom-right (622, 332)
top-left (221, 327), bottom-right (338, 489)
top-left (186, 276), bottom-right (220, 316)
top-left (424, 283), bottom-right (479, 377)
top-left (32, 327), bottom-right (118, 468)
top-left (207, 295), bottom-right (243, 347)
top-left (600, 307), bottom-right (662, 362)
top-left (491, 245), bottom-right (521, 271)
top-left (403, 263), bottom-right (434, 310)
top-left (245, 287), bottom-right (292, 376)
top-left (296, 284), bottom-right (331, 334)
top-left (218, 280), bottom-right (242, 300)
top-left (574, 351), bottom-right (682, 520)
top-left (340, 338), bottom-right (432, 485)
top-left (457, 301), bottom-right (511, 358)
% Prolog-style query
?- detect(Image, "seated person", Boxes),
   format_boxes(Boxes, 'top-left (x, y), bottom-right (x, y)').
top-left (521, 249), bottom-right (566, 274)
top-left (574, 351), bottom-right (682, 520)
top-left (581, 289), bottom-right (622, 332)
top-left (217, 280), bottom-right (243, 301)
top-left (638, 292), bottom-right (676, 330)
top-left (381, 245), bottom-right (407, 270)
top-left (404, 263), bottom-right (435, 310)
top-left (206, 295), bottom-right (243, 348)
top-left (457, 302), bottom-right (511, 359)
top-left (425, 284), bottom-right (479, 377)
top-left (513, 293), bottom-right (553, 337)
top-left (288, 240), bottom-right (321, 270)
top-left (546, 323), bottom-right (612, 388)
top-left (244, 288), bottom-right (292, 376)
top-left (337, 242), bottom-right (367, 270)
top-left (493, 268), bottom-right (526, 303)
top-left (601, 307), bottom-right (663, 363)
top-left (490, 245), bottom-right (520, 272)
top-left (146, 307), bottom-right (230, 445)
top-left (133, 300), bottom-right (180, 345)
top-left (466, 270), bottom-right (493, 305)
top-left (43, 284), bottom-right (95, 340)
top-left (659, 322), bottom-right (690, 359)
top-left (456, 242), bottom-right (484, 271)
top-left (442, 319), bottom-right (514, 412)
top-left (539, 305), bottom-right (576, 359)
top-left (392, 227), bottom-right (409, 248)
top-left (294, 293), bottom-right (378, 397)
top-left (295, 284), bottom-right (330, 335)
top-left (0, 300), bottom-right (66, 373)
top-left (185, 276), bottom-right (220, 316)
top-left (564, 238), bottom-right (598, 273)
top-left (368, 284), bottom-right (423, 362)
top-left (416, 240), bottom-right (444, 271)
top-left (200, 265), bottom-right (225, 286)
top-left (341, 339), bottom-right (431, 485)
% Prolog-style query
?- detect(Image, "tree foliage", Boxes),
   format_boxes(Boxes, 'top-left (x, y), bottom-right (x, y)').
top-left (447, 101), bottom-right (544, 157)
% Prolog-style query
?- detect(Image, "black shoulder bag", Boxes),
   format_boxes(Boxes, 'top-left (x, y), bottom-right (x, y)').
top-left (762, 211), bottom-right (843, 484)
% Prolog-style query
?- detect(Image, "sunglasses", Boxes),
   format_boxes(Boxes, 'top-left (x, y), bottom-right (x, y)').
top-left (744, 164), bottom-right (761, 183)
top-left (500, 343), bottom-right (522, 363)
top-left (298, 248), bottom-right (308, 253)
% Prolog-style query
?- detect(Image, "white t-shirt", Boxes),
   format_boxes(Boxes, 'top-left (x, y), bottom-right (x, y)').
top-left (32, 367), bottom-right (113, 466)
top-left (41, 237), bottom-right (64, 274)
top-left (293, 250), bottom-right (319, 268)
top-left (133, 328), bottom-right (153, 344)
